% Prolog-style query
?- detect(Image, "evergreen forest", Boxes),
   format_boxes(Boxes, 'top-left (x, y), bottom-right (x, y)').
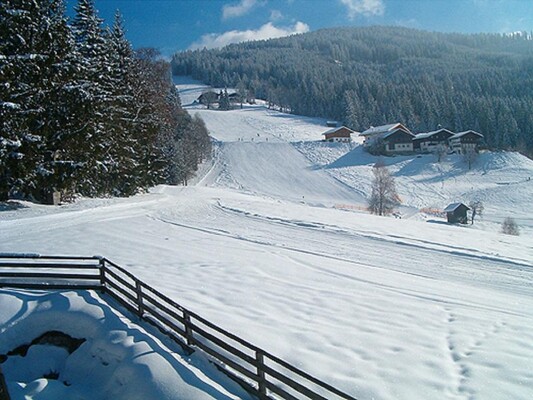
top-left (1, 0), bottom-right (211, 203)
top-left (172, 26), bottom-right (533, 157)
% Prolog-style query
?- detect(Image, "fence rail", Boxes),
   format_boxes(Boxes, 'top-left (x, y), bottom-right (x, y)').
top-left (0, 254), bottom-right (357, 400)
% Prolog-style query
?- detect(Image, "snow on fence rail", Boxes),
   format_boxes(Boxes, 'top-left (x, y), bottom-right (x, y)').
top-left (0, 254), bottom-right (357, 400)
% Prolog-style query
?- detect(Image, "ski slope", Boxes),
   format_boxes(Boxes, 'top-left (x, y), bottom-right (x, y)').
top-left (1, 77), bottom-right (532, 400)
top-left (204, 142), bottom-right (364, 206)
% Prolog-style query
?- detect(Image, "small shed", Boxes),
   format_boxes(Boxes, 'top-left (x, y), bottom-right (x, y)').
top-left (444, 202), bottom-right (470, 224)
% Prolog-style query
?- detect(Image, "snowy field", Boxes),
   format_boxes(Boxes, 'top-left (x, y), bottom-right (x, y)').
top-left (1, 76), bottom-right (532, 400)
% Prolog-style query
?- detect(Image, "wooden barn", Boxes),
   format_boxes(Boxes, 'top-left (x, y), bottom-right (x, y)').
top-left (360, 123), bottom-right (411, 148)
top-left (322, 126), bottom-right (354, 142)
top-left (449, 130), bottom-right (484, 154)
top-left (444, 202), bottom-right (470, 224)
top-left (413, 128), bottom-right (455, 153)
top-left (381, 128), bottom-right (415, 153)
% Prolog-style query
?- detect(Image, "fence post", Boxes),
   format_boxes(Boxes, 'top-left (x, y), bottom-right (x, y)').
top-left (98, 258), bottom-right (106, 293)
top-left (183, 311), bottom-right (194, 346)
top-left (0, 365), bottom-right (10, 400)
top-left (135, 280), bottom-right (143, 317)
top-left (256, 350), bottom-right (267, 397)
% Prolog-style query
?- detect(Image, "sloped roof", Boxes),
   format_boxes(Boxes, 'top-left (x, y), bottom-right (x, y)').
top-left (322, 126), bottom-right (355, 135)
top-left (382, 128), bottom-right (415, 140)
top-left (451, 130), bottom-right (484, 139)
top-left (360, 123), bottom-right (411, 137)
top-left (444, 202), bottom-right (470, 212)
top-left (414, 128), bottom-right (455, 140)
top-left (360, 123), bottom-right (400, 136)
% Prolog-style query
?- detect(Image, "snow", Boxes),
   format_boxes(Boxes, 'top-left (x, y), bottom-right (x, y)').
top-left (1, 76), bottom-right (533, 400)
top-left (452, 130), bottom-right (483, 139)
top-left (360, 123), bottom-right (404, 136)
top-left (0, 289), bottom-right (251, 400)
top-left (414, 128), bottom-right (454, 140)
top-left (443, 203), bottom-right (466, 212)
top-left (322, 126), bottom-right (354, 135)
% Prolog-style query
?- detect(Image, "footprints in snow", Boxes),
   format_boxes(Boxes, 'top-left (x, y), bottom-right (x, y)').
top-left (444, 307), bottom-right (507, 397)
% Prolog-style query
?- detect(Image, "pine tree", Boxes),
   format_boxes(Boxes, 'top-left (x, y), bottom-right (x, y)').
top-left (1, 0), bottom-right (211, 202)
top-left (101, 11), bottom-right (138, 195)
top-left (1, 0), bottom-right (45, 200)
top-left (35, 0), bottom-right (80, 201)
top-left (0, 0), bottom-right (75, 201)
top-left (70, 0), bottom-right (111, 196)
top-left (219, 88), bottom-right (230, 111)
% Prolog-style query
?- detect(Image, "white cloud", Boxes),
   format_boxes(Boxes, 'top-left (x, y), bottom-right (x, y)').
top-left (340, 0), bottom-right (385, 19)
top-left (189, 21), bottom-right (310, 50)
top-left (222, 0), bottom-right (258, 20)
top-left (270, 9), bottom-right (284, 21)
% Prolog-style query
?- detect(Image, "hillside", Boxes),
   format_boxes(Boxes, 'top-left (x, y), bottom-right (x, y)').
top-left (177, 76), bottom-right (533, 233)
top-left (1, 77), bottom-right (532, 400)
top-left (172, 26), bottom-right (533, 156)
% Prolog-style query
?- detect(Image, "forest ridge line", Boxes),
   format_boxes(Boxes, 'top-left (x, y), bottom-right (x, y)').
top-left (172, 26), bottom-right (533, 159)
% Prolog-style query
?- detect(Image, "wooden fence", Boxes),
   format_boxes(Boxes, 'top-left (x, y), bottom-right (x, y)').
top-left (0, 254), bottom-right (357, 400)
top-left (0, 366), bottom-right (9, 400)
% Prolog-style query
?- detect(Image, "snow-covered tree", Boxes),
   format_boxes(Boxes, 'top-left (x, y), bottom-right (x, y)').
top-left (0, 0), bottom-right (77, 201)
top-left (99, 11), bottom-right (139, 196)
top-left (70, 0), bottom-right (112, 196)
top-left (1, 0), bottom-right (210, 202)
top-left (219, 88), bottom-right (231, 111)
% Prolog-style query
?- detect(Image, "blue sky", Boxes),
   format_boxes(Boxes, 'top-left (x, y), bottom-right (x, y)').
top-left (67, 0), bottom-right (533, 56)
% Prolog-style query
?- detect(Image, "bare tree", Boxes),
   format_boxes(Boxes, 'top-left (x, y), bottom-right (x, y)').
top-left (463, 147), bottom-right (478, 170)
top-left (236, 81), bottom-right (247, 109)
top-left (469, 200), bottom-right (484, 224)
top-left (367, 137), bottom-right (386, 156)
top-left (368, 162), bottom-right (400, 216)
top-left (501, 217), bottom-right (520, 236)
top-left (434, 143), bottom-right (448, 163)
top-left (200, 90), bottom-right (218, 109)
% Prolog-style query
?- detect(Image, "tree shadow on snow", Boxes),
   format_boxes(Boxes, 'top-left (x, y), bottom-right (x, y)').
top-left (0, 201), bottom-right (28, 212)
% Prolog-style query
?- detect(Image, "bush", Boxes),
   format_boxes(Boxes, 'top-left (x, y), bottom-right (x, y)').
top-left (501, 217), bottom-right (520, 236)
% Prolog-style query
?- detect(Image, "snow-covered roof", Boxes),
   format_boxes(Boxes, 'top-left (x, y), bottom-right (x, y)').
top-left (414, 129), bottom-right (454, 140)
top-left (451, 130), bottom-right (484, 139)
top-left (360, 123), bottom-right (409, 137)
top-left (444, 202), bottom-right (470, 212)
top-left (322, 126), bottom-right (354, 135)
top-left (382, 128), bottom-right (414, 140)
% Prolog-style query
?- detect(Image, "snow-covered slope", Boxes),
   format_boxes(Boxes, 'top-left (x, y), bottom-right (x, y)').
top-left (295, 142), bottom-right (533, 230)
top-left (174, 76), bottom-right (329, 143)
top-left (204, 142), bottom-right (364, 206)
top-left (1, 77), bottom-right (532, 400)
top-left (177, 76), bottom-right (533, 232)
